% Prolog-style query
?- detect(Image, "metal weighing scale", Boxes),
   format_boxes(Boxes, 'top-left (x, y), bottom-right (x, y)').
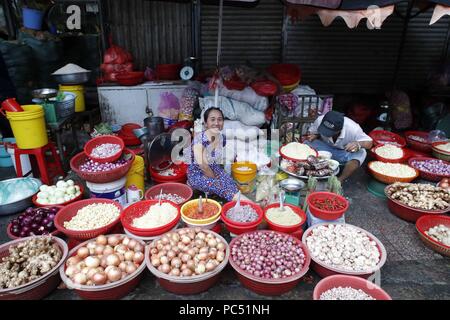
top-left (279, 178), bottom-right (305, 206)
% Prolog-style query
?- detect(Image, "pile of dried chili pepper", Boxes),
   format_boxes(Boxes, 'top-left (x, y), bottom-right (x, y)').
top-left (311, 197), bottom-right (346, 211)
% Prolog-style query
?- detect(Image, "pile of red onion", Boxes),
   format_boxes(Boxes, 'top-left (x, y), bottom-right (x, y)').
top-left (9, 206), bottom-right (60, 237)
top-left (230, 231), bottom-right (306, 280)
top-left (79, 158), bottom-right (128, 172)
top-left (411, 159), bottom-right (450, 176)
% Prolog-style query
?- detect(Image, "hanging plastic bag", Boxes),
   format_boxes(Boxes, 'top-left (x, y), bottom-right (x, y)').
top-left (158, 92), bottom-right (181, 120)
top-left (428, 130), bottom-right (448, 143)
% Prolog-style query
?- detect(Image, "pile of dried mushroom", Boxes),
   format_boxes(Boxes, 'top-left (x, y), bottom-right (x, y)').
top-left (386, 182), bottom-right (450, 211)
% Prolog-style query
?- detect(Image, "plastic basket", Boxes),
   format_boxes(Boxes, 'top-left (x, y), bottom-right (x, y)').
top-left (84, 135), bottom-right (125, 164)
top-left (70, 149), bottom-right (135, 183)
top-left (263, 203), bottom-right (307, 234)
top-left (408, 157), bottom-right (450, 182)
top-left (229, 230), bottom-right (311, 296)
top-left (52, 92), bottom-right (76, 119)
top-left (0, 236), bottom-right (68, 300)
top-left (384, 185), bottom-right (449, 223)
top-left (313, 275), bottom-right (392, 300)
top-left (120, 199), bottom-right (180, 237)
top-left (59, 234), bottom-right (147, 299)
top-left (54, 199), bottom-right (123, 241)
top-left (367, 161), bottom-right (418, 184)
top-left (404, 131), bottom-right (432, 154)
top-left (306, 192), bottom-right (349, 220)
top-left (302, 223), bottom-right (387, 279)
top-left (416, 215), bottom-right (450, 257)
top-left (369, 130), bottom-right (406, 148)
top-left (144, 182), bottom-right (193, 205)
top-left (221, 201), bottom-right (263, 235)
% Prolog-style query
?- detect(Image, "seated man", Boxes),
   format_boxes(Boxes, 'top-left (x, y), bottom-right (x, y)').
top-left (305, 111), bottom-right (373, 183)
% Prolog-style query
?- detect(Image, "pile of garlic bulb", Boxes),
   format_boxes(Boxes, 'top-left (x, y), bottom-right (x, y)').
top-left (36, 180), bottom-right (81, 205)
top-left (305, 224), bottom-right (381, 272)
top-left (425, 224), bottom-right (450, 246)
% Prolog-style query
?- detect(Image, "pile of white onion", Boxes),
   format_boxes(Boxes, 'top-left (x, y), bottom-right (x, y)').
top-left (64, 235), bottom-right (145, 286)
top-left (148, 228), bottom-right (227, 277)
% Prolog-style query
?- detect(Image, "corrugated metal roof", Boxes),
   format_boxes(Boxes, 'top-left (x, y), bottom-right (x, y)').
top-left (201, 0), bottom-right (284, 70)
top-left (105, 0), bottom-right (192, 69)
top-left (285, 2), bottom-right (450, 93)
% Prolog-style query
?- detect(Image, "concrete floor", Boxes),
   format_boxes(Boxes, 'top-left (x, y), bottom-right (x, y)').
top-left (0, 165), bottom-right (449, 300)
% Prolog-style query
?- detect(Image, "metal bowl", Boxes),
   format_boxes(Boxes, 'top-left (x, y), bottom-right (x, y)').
top-left (280, 178), bottom-right (305, 192)
top-left (52, 72), bottom-right (91, 85)
top-left (31, 88), bottom-right (58, 100)
top-left (0, 178), bottom-right (42, 216)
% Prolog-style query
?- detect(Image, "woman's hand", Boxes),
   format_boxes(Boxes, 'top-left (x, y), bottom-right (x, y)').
top-left (202, 167), bottom-right (216, 179)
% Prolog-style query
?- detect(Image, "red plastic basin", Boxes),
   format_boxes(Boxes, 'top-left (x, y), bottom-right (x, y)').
top-left (302, 223), bottom-right (387, 279)
top-left (263, 203), bottom-right (306, 234)
top-left (54, 199), bottom-right (123, 241)
top-left (145, 228), bottom-right (230, 295)
top-left (120, 199), bottom-right (180, 237)
top-left (313, 275), bottom-right (392, 300)
top-left (59, 234), bottom-right (147, 300)
top-left (404, 131), bottom-right (432, 154)
top-left (84, 135), bottom-right (125, 164)
top-left (306, 192), bottom-right (349, 221)
top-left (384, 185), bottom-right (449, 223)
top-left (229, 230), bottom-right (311, 296)
top-left (408, 157), bottom-right (450, 182)
top-left (369, 130), bottom-right (406, 148)
top-left (144, 182), bottom-right (193, 205)
top-left (0, 236), bottom-right (68, 300)
top-left (416, 215), bottom-right (450, 257)
top-left (221, 200), bottom-right (263, 235)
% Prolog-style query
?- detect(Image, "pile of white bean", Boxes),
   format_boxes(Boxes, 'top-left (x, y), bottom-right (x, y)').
top-left (319, 287), bottom-right (375, 300)
top-left (64, 203), bottom-right (120, 231)
top-left (305, 224), bottom-right (381, 272)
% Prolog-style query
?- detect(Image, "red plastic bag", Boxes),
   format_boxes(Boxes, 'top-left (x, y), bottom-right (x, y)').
top-left (103, 35), bottom-right (133, 64)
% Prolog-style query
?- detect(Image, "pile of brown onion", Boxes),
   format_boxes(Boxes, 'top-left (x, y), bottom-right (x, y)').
top-left (148, 228), bottom-right (227, 277)
top-left (64, 235), bottom-right (144, 286)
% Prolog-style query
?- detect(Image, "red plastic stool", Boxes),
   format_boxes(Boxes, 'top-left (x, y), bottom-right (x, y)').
top-left (13, 142), bottom-right (64, 185)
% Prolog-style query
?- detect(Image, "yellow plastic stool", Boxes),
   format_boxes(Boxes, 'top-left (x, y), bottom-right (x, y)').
top-left (59, 84), bottom-right (85, 112)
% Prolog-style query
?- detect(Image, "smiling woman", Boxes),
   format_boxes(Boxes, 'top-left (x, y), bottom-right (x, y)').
top-left (187, 107), bottom-right (240, 201)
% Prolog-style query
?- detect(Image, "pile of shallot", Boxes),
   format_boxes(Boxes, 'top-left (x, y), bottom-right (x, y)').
top-left (148, 228), bottom-right (227, 277)
top-left (230, 231), bottom-right (306, 280)
top-left (64, 235), bottom-right (144, 286)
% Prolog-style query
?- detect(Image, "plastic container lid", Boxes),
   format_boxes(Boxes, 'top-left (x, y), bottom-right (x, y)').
top-left (86, 176), bottom-right (127, 193)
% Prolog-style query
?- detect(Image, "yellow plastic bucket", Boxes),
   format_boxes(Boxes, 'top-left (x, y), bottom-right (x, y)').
top-left (125, 155), bottom-right (145, 192)
top-left (231, 161), bottom-right (257, 194)
top-left (6, 105), bottom-right (48, 149)
top-left (59, 84), bottom-right (85, 112)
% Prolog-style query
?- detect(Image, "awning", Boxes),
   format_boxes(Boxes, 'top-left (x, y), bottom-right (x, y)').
top-left (200, 0), bottom-right (450, 28)
top-left (286, 4), bottom-right (395, 29)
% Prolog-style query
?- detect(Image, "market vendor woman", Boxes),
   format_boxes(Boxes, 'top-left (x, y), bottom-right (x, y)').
top-left (187, 107), bottom-right (240, 201)
top-left (306, 111), bottom-right (373, 183)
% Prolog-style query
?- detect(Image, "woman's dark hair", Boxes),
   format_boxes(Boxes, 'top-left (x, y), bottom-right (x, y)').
top-left (203, 107), bottom-right (224, 123)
